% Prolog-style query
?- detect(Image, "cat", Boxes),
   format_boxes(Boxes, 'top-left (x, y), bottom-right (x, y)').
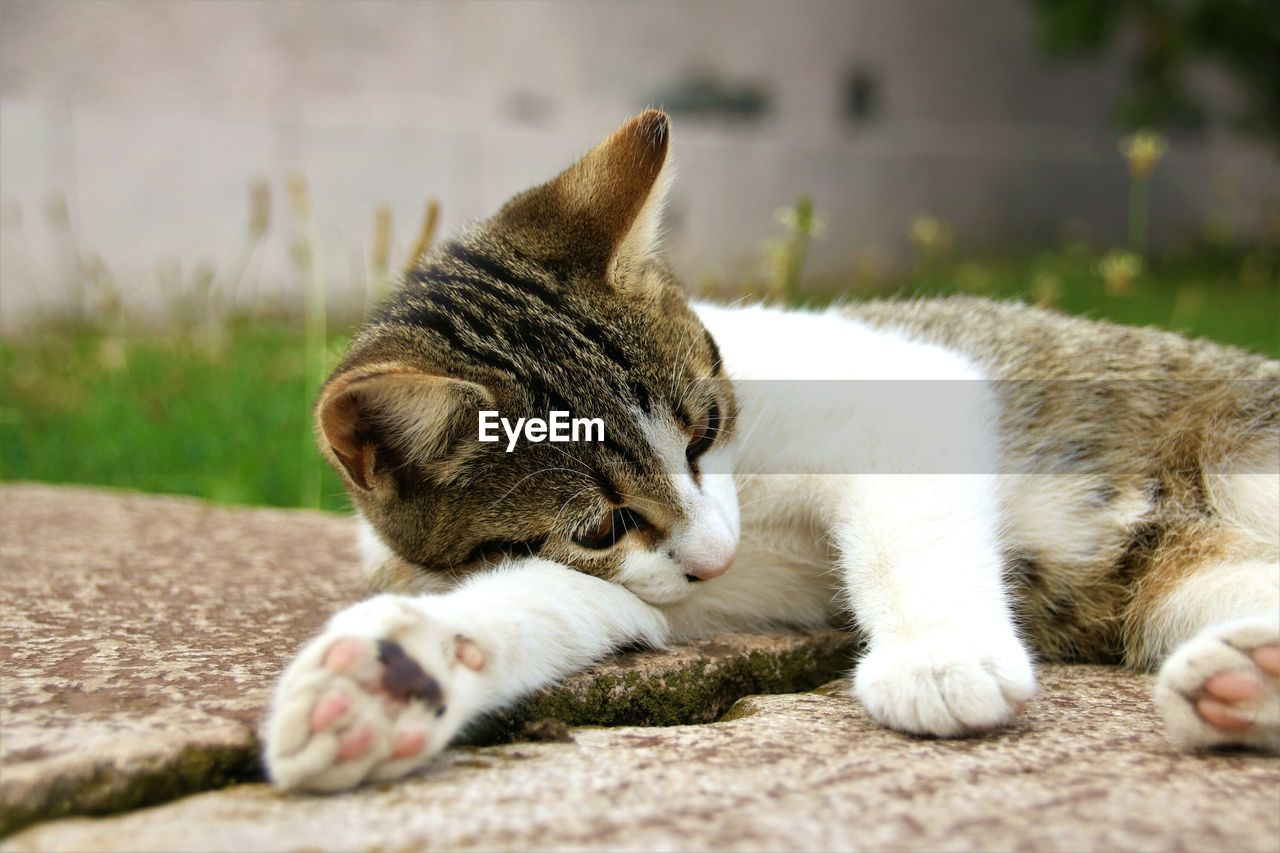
top-left (265, 110), bottom-right (1280, 792)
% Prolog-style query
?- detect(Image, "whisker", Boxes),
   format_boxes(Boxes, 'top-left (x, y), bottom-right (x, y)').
top-left (493, 466), bottom-right (594, 505)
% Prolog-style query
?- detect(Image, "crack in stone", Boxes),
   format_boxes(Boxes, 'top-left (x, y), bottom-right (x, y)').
top-left (2, 631), bottom-right (859, 837)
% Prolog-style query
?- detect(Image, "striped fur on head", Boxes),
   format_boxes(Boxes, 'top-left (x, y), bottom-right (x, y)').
top-left (318, 111), bottom-right (737, 600)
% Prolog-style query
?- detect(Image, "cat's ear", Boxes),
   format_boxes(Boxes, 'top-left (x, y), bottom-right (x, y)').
top-left (316, 367), bottom-right (491, 491)
top-left (501, 109), bottom-right (672, 274)
top-left (562, 109), bottom-right (671, 269)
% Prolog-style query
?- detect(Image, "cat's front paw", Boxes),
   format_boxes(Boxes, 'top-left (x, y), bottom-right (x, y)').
top-left (265, 595), bottom-right (486, 792)
top-left (1155, 613), bottom-right (1280, 753)
top-left (852, 632), bottom-right (1036, 738)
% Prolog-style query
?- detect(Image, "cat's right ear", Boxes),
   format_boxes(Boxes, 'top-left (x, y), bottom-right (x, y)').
top-left (497, 109), bottom-right (672, 276)
top-left (316, 368), bottom-right (491, 491)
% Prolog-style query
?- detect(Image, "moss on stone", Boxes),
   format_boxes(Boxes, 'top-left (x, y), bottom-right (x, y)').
top-left (462, 631), bottom-right (860, 745)
top-left (0, 740), bottom-right (261, 838)
top-left (809, 679), bottom-right (853, 697)
top-left (715, 698), bottom-right (763, 723)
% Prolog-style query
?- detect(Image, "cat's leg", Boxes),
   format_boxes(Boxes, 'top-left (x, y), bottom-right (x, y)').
top-left (265, 558), bottom-right (668, 791)
top-left (1139, 557), bottom-right (1280, 752)
top-left (831, 474), bottom-right (1036, 738)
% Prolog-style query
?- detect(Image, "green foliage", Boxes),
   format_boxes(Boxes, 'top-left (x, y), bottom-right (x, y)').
top-left (1032, 0), bottom-right (1280, 141)
top-left (766, 196), bottom-right (822, 302)
top-left (0, 321), bottom-right (353, 512)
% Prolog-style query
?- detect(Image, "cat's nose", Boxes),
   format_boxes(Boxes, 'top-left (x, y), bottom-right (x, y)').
top-left (685, 552), bottom-right (734, 581)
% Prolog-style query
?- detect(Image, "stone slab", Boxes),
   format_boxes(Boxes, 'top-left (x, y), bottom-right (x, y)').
top-left (0, 485), bottom-right (857, 834)
top-left (8, 667), bottom-right (1280, 852)
top-left (0, 484), bottom-right (365, 833)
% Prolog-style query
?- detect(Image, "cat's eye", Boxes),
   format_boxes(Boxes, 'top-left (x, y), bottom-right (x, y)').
top-left (574, 507), bottom-right (652, 550)
top-left (686, 402), bottom-right (721, 463)
top-left (465, 536), bottom-right (545, 565)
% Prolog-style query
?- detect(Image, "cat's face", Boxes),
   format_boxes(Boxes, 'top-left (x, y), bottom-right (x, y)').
top-left (318, 111), bottom-right (740, 605)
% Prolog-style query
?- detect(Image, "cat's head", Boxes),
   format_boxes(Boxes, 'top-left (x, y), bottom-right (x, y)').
top-left (318, 111), bottom-right (739, 605)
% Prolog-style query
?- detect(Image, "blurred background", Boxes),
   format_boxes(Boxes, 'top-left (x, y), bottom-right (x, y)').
top-left (2, 0), bottom-right (1277, 511)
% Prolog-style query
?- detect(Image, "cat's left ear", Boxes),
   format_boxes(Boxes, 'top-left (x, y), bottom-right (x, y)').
top-left (502, 109), bottom-right (672, 276)
top-left (316, 366), bottom-right (492, 492)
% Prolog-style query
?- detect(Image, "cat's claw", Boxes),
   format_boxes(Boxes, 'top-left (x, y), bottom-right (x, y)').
top-left (1155, 614), bottom-right (1280, 753)
top-left (852, 632), bottom-right (1036, 738)
top-left (265, 595), bottom-right (484, 791)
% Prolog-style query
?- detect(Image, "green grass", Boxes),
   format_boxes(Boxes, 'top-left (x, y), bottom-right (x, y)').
top-left (2, 249), bottom-right (1276, 512)
top-left (0, 320), bottom-right (355, 512)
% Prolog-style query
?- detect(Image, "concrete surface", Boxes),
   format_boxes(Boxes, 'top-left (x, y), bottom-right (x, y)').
top-left (8, 668), bottom-right (1280, 852)
top-left (0, 484), bottom-right (856, 836)
top-left (0, 484), bottom-right (365, 832)
top-left (2, 484), bottom-right (1279, 851)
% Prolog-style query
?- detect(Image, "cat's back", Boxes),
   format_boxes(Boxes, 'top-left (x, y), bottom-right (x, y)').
top-left (842, 294), bottom-right (1278, 499)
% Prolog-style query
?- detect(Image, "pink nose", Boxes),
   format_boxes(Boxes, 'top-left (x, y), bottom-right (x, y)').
top-left (686, 553), bottom-right (734, 581)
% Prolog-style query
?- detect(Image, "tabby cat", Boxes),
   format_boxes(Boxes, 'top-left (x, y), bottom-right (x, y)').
top-left (265, 111), bottom-right (1280, 791)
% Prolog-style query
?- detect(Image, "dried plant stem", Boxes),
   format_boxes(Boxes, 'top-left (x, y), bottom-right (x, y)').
top-left (1128, 174), bottom-right (1151, 255)
top-left (225, 178), bottom-right (271, 313)
top-left (405, 198), bottom-right (441, 272)
top-left (1119, 131), bottom-right (1165, 256)
top-left (367, 202), bottom-right (394, 318)
top-left (46, 194), bottom-right (85, 321)
top-left (780, 232), bottom-right (811, 302)
top-left (769, 196), bottom-right (817, 302)
top-left (290, 174), bottom-right (327, 508)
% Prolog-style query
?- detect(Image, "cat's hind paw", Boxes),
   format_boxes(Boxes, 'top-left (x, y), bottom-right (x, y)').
top-left (265, 596), bottom-right (485, 792)
top-left (1155, 614), bottom-right (1280, 753)
top-left (852, 632), bottom-right (1036, 738)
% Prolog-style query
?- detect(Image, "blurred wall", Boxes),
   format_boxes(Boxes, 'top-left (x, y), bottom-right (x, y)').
top-left (2, 0), bottom-right (1277, 327)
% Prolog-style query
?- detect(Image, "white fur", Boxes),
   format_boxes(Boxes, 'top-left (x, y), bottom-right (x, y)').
top-left (613, 414), bottom-right (739, 605)
top-left (1144, 559), bottom-right (1280, 664)
top-left (1206, 470), bottom-right (1280, 556)
top-left (358, 517), bottom-right (397, 581)
top-left (696, 303), bottom-right (1035, 733)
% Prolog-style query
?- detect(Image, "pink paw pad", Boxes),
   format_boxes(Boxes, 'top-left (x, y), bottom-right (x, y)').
top-left (1249, 644), bottom-right (1280, 676)
top-left (392, 730), bottom-right (428, 759)
top-left (323, 639), bottom-right (366, 673)
top-left (1195, 652), bottom-right (1279, 731)
top-left (309, 691), bottom-right (351, 731)
top-left (1196, 696), bottom-right (1252, 730)
top-left (456, 638), bottom-right (485, 672)
top-left (1203, 671), bottom-right (1263, 702)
